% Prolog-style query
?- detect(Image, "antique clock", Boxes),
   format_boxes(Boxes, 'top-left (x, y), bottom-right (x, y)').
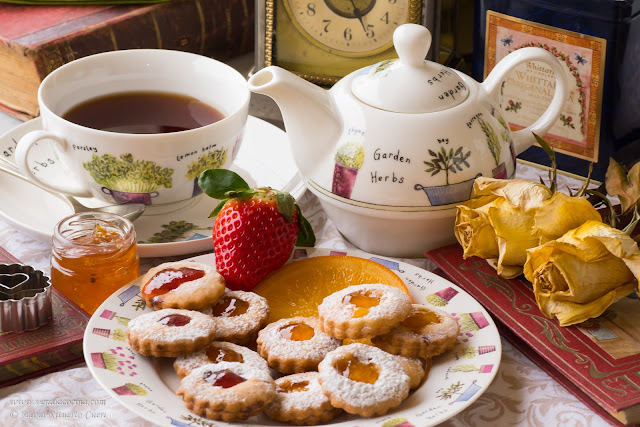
top-left (255, 0), bottom-right (438, 85)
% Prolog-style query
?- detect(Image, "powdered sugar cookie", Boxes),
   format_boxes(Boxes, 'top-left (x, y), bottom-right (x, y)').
top-left (177, 361), bottom-right (275, 422)
top-left (140, 261), bottom-right (225, 311)
top-left (318, 284), bottom-right (412, 339)
top-left (174, 341), bottom-right (269, 379)
top-left (209, 291), bottom-right (270, 346)
top-left (372, 304), bottom-right (460, 358)
top-left (265, 372), bottom-right (342, 425)
top-left (126, 308), bottom-right (216, 357)
top-left (395, 355), bottom-right (427, 389)
top-left (317, 343), bottom-right (411, 417)
top-left (257, 316), bottom-right (341, 374)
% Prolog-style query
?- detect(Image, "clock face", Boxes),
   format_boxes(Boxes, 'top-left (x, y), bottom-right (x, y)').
top-left (283, 0), bottom-right (411, 57)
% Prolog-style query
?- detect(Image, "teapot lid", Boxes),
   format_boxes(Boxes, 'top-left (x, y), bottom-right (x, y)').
top-left (351, 24), bottom-right (469, 113)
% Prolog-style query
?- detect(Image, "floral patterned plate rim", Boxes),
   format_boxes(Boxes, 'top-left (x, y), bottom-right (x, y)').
top-left (0, 116), bottom-right (303, 258)
top-left (83, 248), bottom-right (502, 427)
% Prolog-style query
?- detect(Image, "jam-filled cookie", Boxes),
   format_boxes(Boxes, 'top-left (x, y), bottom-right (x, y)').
top-left (265, 372), bottom-right (342, 425)
top-left (257, 316), bottom-right (341, 374)
top-left (174, 341), bottom-right (269, 379)
top-left (126, 308), bottom-right (216, 357)
top-left (395, 355), bottom-right (427, 389)
top-left (318, 284), bottom-right (412, 339)
top-left (140, 261), bottom-right (225, 311)
top-left (371, 304), bottom-right (460, 358)
top-left (177, 361), bottom-right (275, 422)
top-left (209, 291), bottom-right (270, 346)
top-left (317, 343), bottom-right (411, 417)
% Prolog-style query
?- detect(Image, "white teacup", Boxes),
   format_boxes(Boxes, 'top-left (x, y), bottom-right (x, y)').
top-left (15, 49), bottom-right (250, 206)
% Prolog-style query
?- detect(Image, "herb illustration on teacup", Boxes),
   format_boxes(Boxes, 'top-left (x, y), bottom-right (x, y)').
top-left (83, 153), bottom-right (174, 202)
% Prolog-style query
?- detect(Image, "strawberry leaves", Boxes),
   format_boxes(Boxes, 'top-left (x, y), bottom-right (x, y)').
top-left (198, 168), bottom-right (316, 246)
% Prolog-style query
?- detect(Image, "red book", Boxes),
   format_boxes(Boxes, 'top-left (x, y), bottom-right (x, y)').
top-left (427, 243), bottom-right (640, 426)
top-left (0, 246), bottom-right (90, 388)
top-left (0, 0), bottom-right (254, 121)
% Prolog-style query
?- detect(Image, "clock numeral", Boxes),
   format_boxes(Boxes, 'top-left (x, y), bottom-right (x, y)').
top-left (344, 27), bottom-right (353, 41)
top-left (381, 12), bottom-right (389, 24)
top-left (306, 2), bottom-right (316, 16)
top-left (322, 19), bottom-right (331, 32)
top-left (366, 25), bottom-right (375, 38)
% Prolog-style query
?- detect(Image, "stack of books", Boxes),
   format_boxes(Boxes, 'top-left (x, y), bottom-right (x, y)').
top-left (0, 0), bottom-right (254, 120)
top-left (427, 243), bottom-right (640, 426)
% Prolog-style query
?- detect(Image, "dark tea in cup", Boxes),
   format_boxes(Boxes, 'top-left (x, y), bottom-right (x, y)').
top-left (62, 91), bottom-right (225, 134)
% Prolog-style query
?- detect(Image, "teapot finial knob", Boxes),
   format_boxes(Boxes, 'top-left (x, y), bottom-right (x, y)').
top-left (393, 24), bottom-right (431, 68)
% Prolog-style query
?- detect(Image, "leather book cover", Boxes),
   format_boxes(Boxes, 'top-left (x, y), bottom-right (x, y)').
top-left (427, 243), bottom-right (640, 426)
top-left (0, 0), bottom-right (254, 120)
top-left (0, 246), bottom-right (90, 389)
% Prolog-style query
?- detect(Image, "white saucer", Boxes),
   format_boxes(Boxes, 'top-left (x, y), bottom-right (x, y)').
top-left (0, 116), bottom-right (304, 257)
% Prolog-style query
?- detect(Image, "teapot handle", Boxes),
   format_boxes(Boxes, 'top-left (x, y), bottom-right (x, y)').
top-left (480, 47), bottom-right (568, 156)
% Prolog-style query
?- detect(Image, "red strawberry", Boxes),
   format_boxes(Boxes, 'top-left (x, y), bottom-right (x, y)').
top-left (198, 169), bottom-right (315, 291)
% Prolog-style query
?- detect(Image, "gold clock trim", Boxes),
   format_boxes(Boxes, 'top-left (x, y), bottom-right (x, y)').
top-left (281, 0), bottom-right (402, 58)
top-left (263, 0), bottom-right (423, 85)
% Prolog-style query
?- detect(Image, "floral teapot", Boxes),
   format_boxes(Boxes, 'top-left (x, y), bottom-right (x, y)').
top-left (248, 24), bottom-right (567, 258)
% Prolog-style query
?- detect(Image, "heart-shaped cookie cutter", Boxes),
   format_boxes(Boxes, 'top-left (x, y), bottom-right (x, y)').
top-left (0, 264), bottom-right (52, 332)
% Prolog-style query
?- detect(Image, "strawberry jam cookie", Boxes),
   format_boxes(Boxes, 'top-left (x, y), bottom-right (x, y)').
top-left (372, 304), bottom-right (460, 358)
top-left (209, 291), bottom-right (270, 345)
top-left (265, 372), bottom-right (342, 425)
top-left (174, 341), bottom-right (269, 379)
top-left (257, 316), bottom-right (341, 374)
top-left (140, 261), bottom-right (225, 311)
top-left (126, 308), bottom-right (216, 357)
top-left (318, 284), bottom-right (412, 339)
top-left (177, 361), bottom-right (275, 422)
top-left (317, 343), bottom-right (411, 417)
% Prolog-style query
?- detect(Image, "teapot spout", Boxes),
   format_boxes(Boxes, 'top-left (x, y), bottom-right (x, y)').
top-left (248, 66), bottom-right (341, 178)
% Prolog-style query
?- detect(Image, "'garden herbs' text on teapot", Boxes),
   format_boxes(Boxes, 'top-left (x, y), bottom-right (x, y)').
top-left (248, 24), bottom-right (568, 258)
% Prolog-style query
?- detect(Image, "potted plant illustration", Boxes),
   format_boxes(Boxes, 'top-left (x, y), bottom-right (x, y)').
top-left (478, 117), bottom-right (507, 179)
top-left (83, 153), bottom-right (173, 205)
top-left (185, 148), bottom-right (228, 197)
top-left (415, 146), bottom-right (477, 206)
top-left (332, 141), bottom-right (365, 199)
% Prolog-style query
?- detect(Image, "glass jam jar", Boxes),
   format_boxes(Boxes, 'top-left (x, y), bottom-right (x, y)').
top-left (51, 212), bottom-right (140, 314)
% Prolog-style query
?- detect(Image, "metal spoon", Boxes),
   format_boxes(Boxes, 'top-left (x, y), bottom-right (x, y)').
top-left (0, 157), bottom-right (145, 222)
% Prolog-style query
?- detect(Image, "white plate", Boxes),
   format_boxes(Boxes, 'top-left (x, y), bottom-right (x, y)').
top-left (0, 116), bottom-right (304, 257)
top-left (83, 248), bottom-right (501, 427)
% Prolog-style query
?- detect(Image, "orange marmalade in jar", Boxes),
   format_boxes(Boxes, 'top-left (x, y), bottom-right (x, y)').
top-left (51, 212), bottom-right (139, 314)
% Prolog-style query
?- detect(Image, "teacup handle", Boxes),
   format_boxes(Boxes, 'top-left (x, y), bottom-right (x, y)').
top-left (15, 130), bottom-right (93, 198)
top-left (481, 47), bottom-right (568, 155)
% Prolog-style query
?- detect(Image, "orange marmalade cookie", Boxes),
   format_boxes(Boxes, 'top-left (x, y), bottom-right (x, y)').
top-left (174, 341), bottom-right (269, 379)
top-left (371, 304), bottom-right (460, 358)
top-left (140, 261), bottom-right (225, 311)
top-left (177, 362), bottom-right (275, 422)
top-left (126, 309), bottom-right (216, 357)
top-left (209, 291), bottom-right (270, 345)
top-left (318, 284), bottom-right (412, 339)
top-left (395, 355), bottom-right (427, 389)
top-left (257, 317), bottom-right (341, 374)
top-left (317, 343), bottom-right (411, 417)
top-left (265, 372), bottom-right (342, 425)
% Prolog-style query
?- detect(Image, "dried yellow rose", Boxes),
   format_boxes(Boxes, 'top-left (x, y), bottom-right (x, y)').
top-left (524, 220), bottom-right (640, 326)
top-left (454, 177), bottom-right (602, 278)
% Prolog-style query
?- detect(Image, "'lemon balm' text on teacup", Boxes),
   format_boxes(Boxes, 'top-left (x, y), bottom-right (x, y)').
top-left (176, 150), bottom-right (198, 162)
top-left (200, 143), bottom-right (219, 152)
top-left (72, 144), bottom-right (97, 153)
top-left (177, 144), bottom-right (223, 161)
